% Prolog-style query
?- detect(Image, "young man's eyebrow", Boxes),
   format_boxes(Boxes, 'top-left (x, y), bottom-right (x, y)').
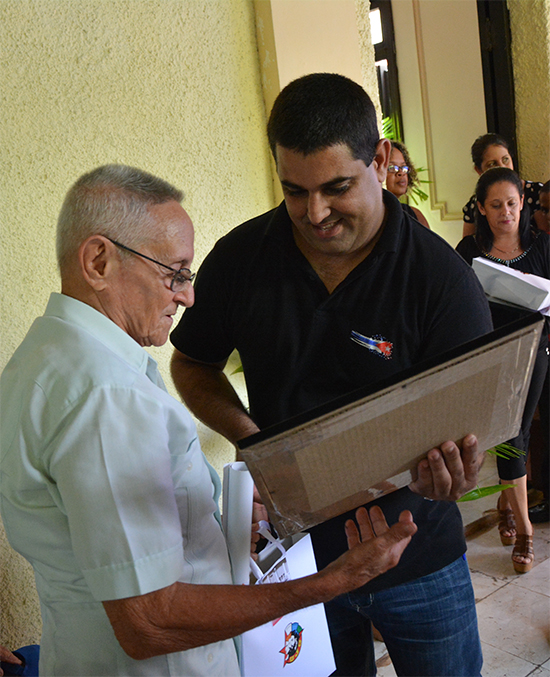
top-left (280, 175), bottom-right (355, 190)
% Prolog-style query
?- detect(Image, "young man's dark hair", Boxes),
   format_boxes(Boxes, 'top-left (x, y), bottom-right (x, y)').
top-left (267, 73), bottom-right (380, 167)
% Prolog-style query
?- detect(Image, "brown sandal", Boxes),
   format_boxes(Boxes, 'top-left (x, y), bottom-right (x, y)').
top-left (512, 534), bottom-right (534, 573)
top-left (497, 497), bottom-right (516, 545)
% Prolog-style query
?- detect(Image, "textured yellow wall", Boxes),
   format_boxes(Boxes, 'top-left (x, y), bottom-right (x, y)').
top-left (508, 0), bottom-right (550, 182)
top-left (355, 0), bottom-right (381, 114)
top-left (0, 0), bottom-right (273, 649)
top-left (252, 0), bottom-right (380, 203)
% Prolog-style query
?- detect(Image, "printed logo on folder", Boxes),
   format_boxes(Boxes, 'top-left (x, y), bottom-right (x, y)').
top-left (280, 622), bottom-right (304, 666)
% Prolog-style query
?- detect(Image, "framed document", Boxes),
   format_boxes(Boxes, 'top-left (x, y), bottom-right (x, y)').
top-left (238, 309), bottom-right (544, 537)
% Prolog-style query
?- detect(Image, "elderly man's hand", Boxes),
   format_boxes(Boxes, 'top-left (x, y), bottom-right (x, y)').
top-left (0, 645), bottom-right (22, 676)
top-left (409, 435), bottom-right (483, 501)
top-left (320, 506), bottom-right (416, 594)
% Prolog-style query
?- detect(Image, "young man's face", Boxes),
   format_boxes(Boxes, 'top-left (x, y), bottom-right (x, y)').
top-left (275, 141), bottom-right (390, 262)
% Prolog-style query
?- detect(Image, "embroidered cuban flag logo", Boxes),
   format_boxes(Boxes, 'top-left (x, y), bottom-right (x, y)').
top-left (280, 622), bottom-right (303, 666)
top-left (351, 330), bottom-right (393, 360)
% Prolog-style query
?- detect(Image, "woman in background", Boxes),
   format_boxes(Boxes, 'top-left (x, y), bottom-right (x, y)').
top-left (533, 180), bottom-right (550, 234)
top-left (386, 140), bottom-right (430, 229)
top-left (462, 133), bottom-right (542, 237)
top-left (456, 167), bottom-right (549, 574)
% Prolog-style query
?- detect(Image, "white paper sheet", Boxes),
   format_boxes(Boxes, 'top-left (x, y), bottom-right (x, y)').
top-left (241, 534), bottom-right (336, 677)
top-left (473, 257), bottom-right (550, 316)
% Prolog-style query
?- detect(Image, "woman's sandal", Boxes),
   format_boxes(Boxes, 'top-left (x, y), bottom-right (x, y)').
top-left (497, 498), bottom-right (517, 546)
top-left (512, 534), bottom-right (534, 574)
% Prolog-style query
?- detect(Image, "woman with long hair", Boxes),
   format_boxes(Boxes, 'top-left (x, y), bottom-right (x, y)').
top-left (456, 167), bottom-right (549, 573)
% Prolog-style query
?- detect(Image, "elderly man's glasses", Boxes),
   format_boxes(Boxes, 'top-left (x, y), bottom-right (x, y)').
top-left (107, 238), bottom-right (196, 292)
top-left (387, 164), bottom-right (410, 174)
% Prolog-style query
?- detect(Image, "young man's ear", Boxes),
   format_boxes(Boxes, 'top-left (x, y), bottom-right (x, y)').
top-left (79, 236), bottom-right (116, 291)
top-left (371, 138), bottom-right (392, 183)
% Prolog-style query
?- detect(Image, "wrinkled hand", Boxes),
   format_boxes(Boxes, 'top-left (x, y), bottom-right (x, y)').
top-left (250, 485), bottom-right (269, 560)
top-left (409, 434), bottom-right (483, 501)
top-left (0, 645), bottom-right (22, 676)
top-left (325, 506), bottom-right (417, 593)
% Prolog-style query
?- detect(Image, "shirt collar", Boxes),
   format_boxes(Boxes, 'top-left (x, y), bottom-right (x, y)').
top-left (370, 189), bottom-right (403, 256)
top-left (45, 293), bottom-right (155, 378)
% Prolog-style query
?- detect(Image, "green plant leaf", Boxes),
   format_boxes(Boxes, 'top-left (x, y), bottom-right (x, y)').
top-left (382, 116), bottom-right (397, 141)
top-left (486, 443), bottom-right (525, 460)
top-left (408, 186), bottom-right (429, 205)
top-left (458, 483), bottom-right (515, 502)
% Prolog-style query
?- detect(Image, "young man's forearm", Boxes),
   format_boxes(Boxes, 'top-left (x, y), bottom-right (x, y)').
top-left (170, 349), bottom-right (260, 444)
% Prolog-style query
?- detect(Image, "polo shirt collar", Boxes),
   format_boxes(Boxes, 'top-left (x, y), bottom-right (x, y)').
top-left (44, 293), bottom-right (155, 378)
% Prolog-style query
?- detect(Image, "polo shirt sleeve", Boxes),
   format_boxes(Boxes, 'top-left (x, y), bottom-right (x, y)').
top-left (47, 385), bottom-right (186, 601)
top-left (171, 240), bottom-right (236, 364)
top-left (419, 258), bottom-right (493, 361)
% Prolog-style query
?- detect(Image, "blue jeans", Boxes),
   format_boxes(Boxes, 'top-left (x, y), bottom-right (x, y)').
top-left (326, 556), bottom-right (483, 676)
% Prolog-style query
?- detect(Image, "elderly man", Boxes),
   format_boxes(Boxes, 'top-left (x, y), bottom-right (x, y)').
top-left (170, 74), bottom-right (492, 677)
top-left (0, 165), bottom-right (417, 677)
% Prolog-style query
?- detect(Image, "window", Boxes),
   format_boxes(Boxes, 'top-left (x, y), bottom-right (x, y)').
top-left (369, 0), bottom-right (403, 141)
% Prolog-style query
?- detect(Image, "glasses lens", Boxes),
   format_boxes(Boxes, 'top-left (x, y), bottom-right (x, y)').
top-left (388, 165), bottom-right (409, 174)
top-left (171, 269), bottom-right (196, 292)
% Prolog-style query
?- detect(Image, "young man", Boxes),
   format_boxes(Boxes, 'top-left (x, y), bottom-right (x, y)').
top-left (170, 73), bottom-right (492, 676)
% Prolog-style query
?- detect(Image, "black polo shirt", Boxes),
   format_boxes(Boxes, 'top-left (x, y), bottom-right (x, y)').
top-left (171, 191), bottom-right (493, 592)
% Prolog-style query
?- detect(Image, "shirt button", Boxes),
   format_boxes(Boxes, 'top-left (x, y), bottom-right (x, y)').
top-left (207, 653), bottom-right (214, 663)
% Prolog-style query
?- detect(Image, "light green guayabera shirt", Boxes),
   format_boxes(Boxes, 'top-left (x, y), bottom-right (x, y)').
top-left (0, 293), bottom-right (239, 677)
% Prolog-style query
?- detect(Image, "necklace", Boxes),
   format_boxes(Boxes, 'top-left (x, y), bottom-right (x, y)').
top-left (481, 230), bottom-right (539, 267)
top-left (492, 242), bottom-right (521, 255)
top-left (482, 251), bottom-right (528, 267)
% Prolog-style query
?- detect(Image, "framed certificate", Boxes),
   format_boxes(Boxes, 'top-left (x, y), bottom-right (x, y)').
top-left (238, 308), bottom-right (544, 537)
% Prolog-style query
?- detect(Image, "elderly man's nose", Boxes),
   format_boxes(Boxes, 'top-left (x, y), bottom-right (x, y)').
top-left (174, 284), bottom-right (195, 308)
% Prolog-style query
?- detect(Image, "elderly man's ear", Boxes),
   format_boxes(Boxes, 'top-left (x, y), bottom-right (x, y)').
top-left (79, 236), bottom-right (117, 291)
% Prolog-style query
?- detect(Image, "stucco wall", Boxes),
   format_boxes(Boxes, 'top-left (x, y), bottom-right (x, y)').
top-left (508, 0), bottom-right (550, 182)
top-left (355, 0), bottom-right (382, 116)
top-left (0, 0), bottom-right (273, 649)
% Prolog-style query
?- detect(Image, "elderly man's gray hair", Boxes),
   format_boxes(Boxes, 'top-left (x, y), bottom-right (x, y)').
top-left (56, 164), bottom-right (183, 273)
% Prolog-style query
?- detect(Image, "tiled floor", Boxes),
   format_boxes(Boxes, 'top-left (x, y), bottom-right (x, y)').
top-left (375, 453), bottom-right (550, 676)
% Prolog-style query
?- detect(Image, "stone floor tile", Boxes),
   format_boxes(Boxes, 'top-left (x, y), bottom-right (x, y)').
top-left (466, 528), bottom-right (521, 580)
top-left (475, 584), bottom-right (550, 666)
top-left (511, 557), bottom-right (550, 596)
top-left (480, 641), bottom-right (541, 677)
top-left (528, 667), bottom-right (550, 677)
top-left (470, 570), bottom-right (512, 602)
